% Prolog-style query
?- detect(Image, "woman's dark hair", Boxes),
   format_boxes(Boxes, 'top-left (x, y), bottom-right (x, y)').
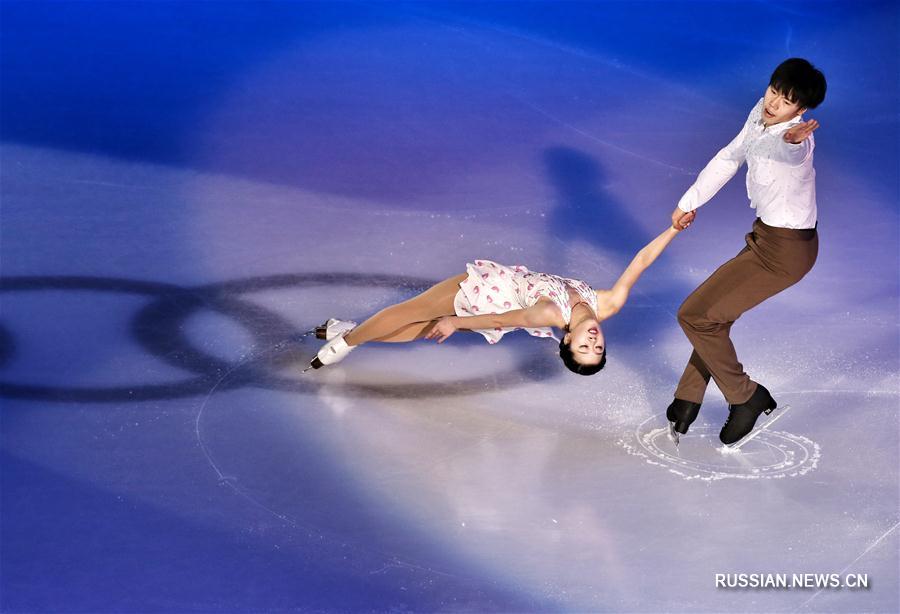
top-left (769, 58), bottom-right (827, 110)
top-left (558, 337), bottom-right (606, 376)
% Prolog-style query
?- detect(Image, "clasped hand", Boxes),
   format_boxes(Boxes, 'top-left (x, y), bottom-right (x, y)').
top-left (425, 316), bottom-right (457, 343)
top-left (671, 208), bottom-right (696, 231)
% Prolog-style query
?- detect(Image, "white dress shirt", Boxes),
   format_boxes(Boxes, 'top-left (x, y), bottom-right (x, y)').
top-left (677, 97), bottom-right (817, 229)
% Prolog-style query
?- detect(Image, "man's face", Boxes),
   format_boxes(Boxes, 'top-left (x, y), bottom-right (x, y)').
top-left (763, 85), bottom-right (805, 126)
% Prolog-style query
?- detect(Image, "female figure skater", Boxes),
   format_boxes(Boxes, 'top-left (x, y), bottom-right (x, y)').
top-left (309, 214), bottom-right (694, 375)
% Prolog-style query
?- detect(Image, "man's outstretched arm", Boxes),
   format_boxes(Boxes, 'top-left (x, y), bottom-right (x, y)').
top-left (671, 99), bottom-right (760, 229)
top-left (773, 118), bottom-right (819, 165)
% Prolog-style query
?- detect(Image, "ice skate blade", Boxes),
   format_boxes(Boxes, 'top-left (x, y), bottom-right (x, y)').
top-left (722, 404), bottom-right (792, 452)
top-left (302, 357), bottom-right (324, 373)
top-left (667, 421), bottom-right (680, 447)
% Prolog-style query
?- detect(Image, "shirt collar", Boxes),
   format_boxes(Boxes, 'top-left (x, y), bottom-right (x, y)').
top-left (756, 111), bottom-right (804, 132)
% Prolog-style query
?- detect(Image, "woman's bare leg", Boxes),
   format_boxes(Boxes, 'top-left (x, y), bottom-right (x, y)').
top-left (343, 273), bottom-right (465, 346)
top-left (371, 320), bottom-right (439, 343)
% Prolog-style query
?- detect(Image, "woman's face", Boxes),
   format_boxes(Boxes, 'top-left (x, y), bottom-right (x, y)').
top-left (565, 320), bottom-right (605, 366)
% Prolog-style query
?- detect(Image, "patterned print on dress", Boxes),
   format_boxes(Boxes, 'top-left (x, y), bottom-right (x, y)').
top-left (452, 260), bottom-right (598, 345)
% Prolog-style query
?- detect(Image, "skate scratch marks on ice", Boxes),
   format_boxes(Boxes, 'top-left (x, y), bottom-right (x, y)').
top-left (794, 520), bottom-right (900, 612)
top-left (192, 340), bottom-right (466, 582)
top-left (615, 412), bottom-right (820, 481)
top-left (513, 95), bottom-right (695, 176)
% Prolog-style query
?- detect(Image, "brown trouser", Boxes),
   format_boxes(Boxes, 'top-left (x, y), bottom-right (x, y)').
top-left (675, 218), bottom-right (818, 405)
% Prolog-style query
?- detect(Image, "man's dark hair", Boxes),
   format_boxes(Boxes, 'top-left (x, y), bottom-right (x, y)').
top-left (769, 58), bottom-right (827, 110)
top-left (558, 338), bottom-right (606, 376)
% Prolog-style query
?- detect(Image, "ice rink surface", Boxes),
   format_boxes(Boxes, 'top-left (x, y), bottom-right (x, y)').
top-left (2, 1), bottom-right (898, 611)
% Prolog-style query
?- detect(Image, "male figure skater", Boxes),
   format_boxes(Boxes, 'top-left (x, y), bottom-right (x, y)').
top-left (667, 58), bottom-right (827, 445)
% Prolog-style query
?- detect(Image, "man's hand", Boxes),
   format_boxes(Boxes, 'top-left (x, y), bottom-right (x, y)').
top-left (671, 207), bottom-right (696, 231)
top-left (425, 316), bottom-right (457, 343)
top-left (784, 119), bottom-right (819, 144)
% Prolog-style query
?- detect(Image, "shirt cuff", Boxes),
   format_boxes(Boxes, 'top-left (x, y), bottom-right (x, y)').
top-left (677, 192), bottom-right (696, 213)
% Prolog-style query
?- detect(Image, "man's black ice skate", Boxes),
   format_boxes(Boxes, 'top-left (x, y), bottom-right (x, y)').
top-left (666, 399), bottom-right (702, 446)
top-left (720, 383), bottom-right (777, 445)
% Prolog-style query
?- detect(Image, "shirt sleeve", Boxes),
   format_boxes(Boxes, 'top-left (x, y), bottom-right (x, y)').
top-left (772, 132), bottom-right (814, 166)
top-left (677, 99), bottom-right (760, 213)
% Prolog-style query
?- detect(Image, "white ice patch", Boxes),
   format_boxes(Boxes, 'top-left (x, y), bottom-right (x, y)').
top-left (616, 412), bottom-right (820, 481)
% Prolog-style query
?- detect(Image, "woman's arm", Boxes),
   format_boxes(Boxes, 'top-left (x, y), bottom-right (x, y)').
top-left (425, 302), bottom-right (560, 343)
top-left (602, 221), bottom-right (693, 316)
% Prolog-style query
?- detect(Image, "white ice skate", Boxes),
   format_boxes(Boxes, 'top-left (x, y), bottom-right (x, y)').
top-left (306, 321), bottom-right (357, 371)
top-left (315, 318), bottom-right (358, 341)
